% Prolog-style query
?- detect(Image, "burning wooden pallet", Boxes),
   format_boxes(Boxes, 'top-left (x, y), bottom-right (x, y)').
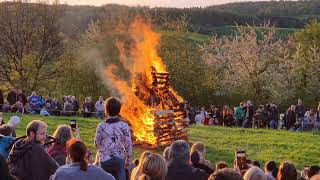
top-left (132, 66), bottom-right (189, 147)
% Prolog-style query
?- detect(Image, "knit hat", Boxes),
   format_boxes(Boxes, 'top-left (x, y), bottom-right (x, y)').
top-left (8, 116), bottom-right (20, 126)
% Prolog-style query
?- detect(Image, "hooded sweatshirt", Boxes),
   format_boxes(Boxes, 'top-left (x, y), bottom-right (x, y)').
top-left (0, 135), bottom-right (15, 159)
top-left (7, 138), bottom-right (59, 180)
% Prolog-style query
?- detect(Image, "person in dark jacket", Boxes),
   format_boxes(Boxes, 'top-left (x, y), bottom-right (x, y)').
top-left (0, 90), bottom-right (4, 111)
top-left (16, 89), bottom-right (27, 105)
top-left (0, 155), bottom-right (18, 180)
top-left (295, 99), bottom-right (305, 123)
top-left (71, 96), bottom-right (80, 116)
top-left (82, 97), bottom-right (93, 118)
top-left (166, 140), bottom-right (209, 180)
top-left (51, 98), bottom-right (63, 116)
top-left (242, 101), bottom-right (254, 128)
top-left (190, 151), bottom-right (214, 175)
top-left (6, 89), bottom-right (17, 106)
top-left (285, 105), bottom-right (296, 130)
top-left (7, 120), bottom-right (58, 180)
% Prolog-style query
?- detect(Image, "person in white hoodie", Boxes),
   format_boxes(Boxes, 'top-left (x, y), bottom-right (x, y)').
top-left (95, 96), bottom-right (105, 120)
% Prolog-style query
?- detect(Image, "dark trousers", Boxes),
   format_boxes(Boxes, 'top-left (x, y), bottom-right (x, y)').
top-left (101, 157), bottom-right (126, 180)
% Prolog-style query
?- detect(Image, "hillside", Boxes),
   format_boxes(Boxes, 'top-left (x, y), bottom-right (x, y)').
top-left (5, 113), bottom-right (320, 169)
top-left (0, 1), bottom-right (313, 38)
top-left (211, 0), bottom-right (320, 18)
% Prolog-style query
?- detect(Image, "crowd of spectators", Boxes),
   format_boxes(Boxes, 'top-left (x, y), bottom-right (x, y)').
top-left (0, 96), bottom-right (319, 180)
top-left (0, 89), bottom-right (106, 119)
top-left (187, 99), bottom-right (320, 131)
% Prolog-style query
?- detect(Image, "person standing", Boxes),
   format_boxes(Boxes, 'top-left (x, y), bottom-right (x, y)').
top-left (243, 101), bottom-right (254, 128)
top-left (234, 102), bottom-right (245, 127)
top-left (285, 105), bottom-right (296, 130)
top-left (95, 97), bottom-right (132, 180)
top-left (295, 99), bottom-right (305, 124)
top-left (95, 96), bottom-right (105, 120)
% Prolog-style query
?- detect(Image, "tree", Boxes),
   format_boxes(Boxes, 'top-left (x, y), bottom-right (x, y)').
top-left (200, 24), bottom-right (295, 104)
top-left (294, 20), bottom-right (320, 104)
top-left (0, 1), bottom-right (64, 93)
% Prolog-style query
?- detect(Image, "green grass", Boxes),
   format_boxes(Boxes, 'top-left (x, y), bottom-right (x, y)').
top-left (209, 26), bottom-right (297, 38)
top-left (160, 26), bottom-right (297, 44)
top-left (3, 113), bottom-right (319, 169)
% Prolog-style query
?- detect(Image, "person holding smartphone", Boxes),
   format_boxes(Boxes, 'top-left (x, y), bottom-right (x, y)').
top-left (95, 96), bottom-right (105, 120)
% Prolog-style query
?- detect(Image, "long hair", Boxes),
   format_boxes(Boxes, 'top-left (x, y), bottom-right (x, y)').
top-left (190, 142), bottom-right (206, 159)
top-left (139, 153), bottom-right (167, 180)
top-left (66, 138), bottom-right (88, 171)
top-left (53, 125), bottom-right (72, 146)
top-left (277, 161), bottom-right (297, 180)
top-left (131, 151), bottom-right (152, 180)
top-left (265, 161), bottom-right (278, 178)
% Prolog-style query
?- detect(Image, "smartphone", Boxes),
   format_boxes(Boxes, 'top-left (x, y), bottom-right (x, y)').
top-left (235, 150), bottom-right (247, 170)
top-left (70, 120), bottom-right (77, 130)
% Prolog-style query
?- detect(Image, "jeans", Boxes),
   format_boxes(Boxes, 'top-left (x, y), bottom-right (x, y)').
top-left (96, 111), bottom-right (104, 119)
top-left (242, 118), bottom-right (251, 128)
top-left (101, 157), bottom-right (126, 180)
top-left (270, 119), bottom-right (277, 129)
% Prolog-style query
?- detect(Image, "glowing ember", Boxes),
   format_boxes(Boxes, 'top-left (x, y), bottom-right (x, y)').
top-left (105, 17), bottom-right (187, 147)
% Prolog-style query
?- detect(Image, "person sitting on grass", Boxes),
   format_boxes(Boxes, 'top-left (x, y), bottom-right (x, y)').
top-left (40, 105), bottom-right (51, 116)
top-left (50, 138), bottom-right (115, 180)
top-left (95, 97), bottom-right (132, 180)
top-left (29, 91), bottom-right (41, 112)
top-left (7, 120), bottom-right (58, 180)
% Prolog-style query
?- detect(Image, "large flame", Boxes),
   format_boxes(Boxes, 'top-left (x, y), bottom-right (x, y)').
top-left (105, 17), bottom-right (182, 146)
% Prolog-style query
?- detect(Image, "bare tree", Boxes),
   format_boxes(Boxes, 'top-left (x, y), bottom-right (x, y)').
top-left (0, 0), bottom-right (64, 92)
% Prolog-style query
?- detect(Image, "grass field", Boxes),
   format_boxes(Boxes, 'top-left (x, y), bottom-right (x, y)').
top-left (3, 113), bottom-right (319, 169)
top-left (161, 26), bottom-right (297, 43)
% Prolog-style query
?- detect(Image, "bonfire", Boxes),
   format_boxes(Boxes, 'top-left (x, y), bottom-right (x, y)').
top-left (105, 18), bottom-right (188, 147)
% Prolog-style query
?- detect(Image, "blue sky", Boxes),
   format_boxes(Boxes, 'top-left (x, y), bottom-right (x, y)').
top-left (64, 0), bottom-right (274, 8)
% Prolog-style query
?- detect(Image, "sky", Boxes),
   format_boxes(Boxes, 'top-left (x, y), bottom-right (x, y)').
top-left (63, 0), bottom-right (273, 8)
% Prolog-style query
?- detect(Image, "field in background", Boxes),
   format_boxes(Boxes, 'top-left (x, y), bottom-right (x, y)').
top-left (3, 113), bottom-right (319, 169)
top-left (161, 26), bottom-right (298, 43)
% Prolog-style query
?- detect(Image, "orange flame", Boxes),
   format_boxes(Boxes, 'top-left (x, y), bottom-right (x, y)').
top-left (105, 17), bottom-right (182, 146)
